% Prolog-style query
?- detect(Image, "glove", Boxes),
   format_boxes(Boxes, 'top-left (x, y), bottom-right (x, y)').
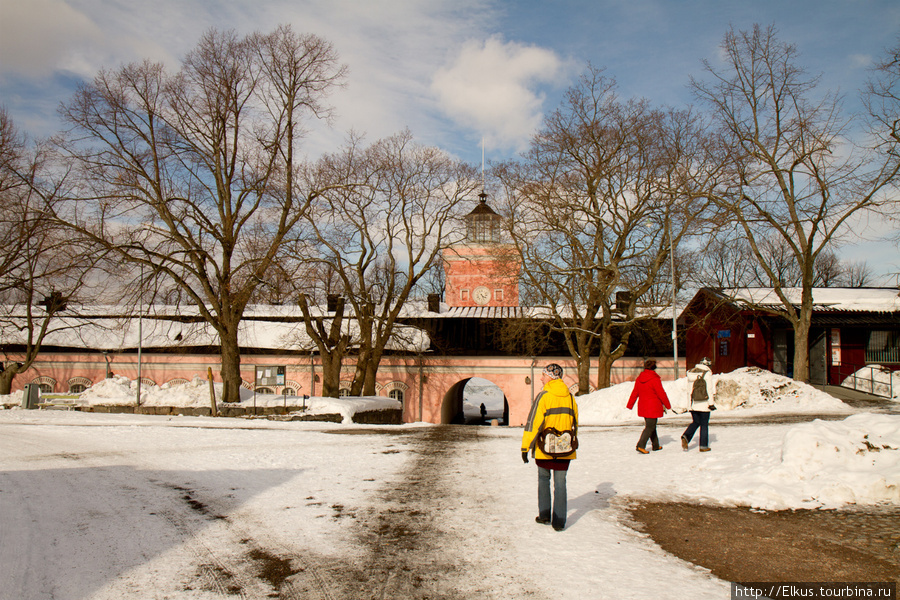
top-left (522, 451), bottom-right (529, 464)
top-left (708, 405), bottom-right (717, 411)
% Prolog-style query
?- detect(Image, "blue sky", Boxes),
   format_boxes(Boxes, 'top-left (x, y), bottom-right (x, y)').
top-left (1, 0), bottom-right (899, 280)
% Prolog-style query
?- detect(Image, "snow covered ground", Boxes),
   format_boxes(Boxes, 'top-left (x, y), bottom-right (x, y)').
top-left (1, 368), bottom-right (898, 599)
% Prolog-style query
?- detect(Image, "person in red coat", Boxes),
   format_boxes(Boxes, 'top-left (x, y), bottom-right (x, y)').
top-left (626, 359), bottom-right (672, 454)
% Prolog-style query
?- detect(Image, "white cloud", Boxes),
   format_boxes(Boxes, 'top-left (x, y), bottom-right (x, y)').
top-left (0, 0), bottom-right (205, 80)
top-left (0, 0), bottom-right (102, 77)
top-left (849, 53), bottom-right (873, 69)
top-left (431, 36), bottom-right (569, 154)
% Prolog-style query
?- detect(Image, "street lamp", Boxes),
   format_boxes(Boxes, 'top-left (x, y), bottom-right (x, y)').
top-left (136, 263), bottom-right (143, 406)
top-left (668, 217), bottom-right (679, 380)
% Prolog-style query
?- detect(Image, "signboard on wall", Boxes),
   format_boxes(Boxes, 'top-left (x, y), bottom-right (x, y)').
top-left (831, 329), bottom-right (841, 366)
top-left (255, 365), bottom-right (286, 388)
top-left (717, 329), bottom-right (731, 357)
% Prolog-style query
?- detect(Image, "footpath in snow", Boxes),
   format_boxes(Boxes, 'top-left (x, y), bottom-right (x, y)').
top-left (0, 367), bottom-right (898, 599)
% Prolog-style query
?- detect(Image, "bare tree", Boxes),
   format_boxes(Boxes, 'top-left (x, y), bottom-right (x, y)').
top-left (47, 26), bottom-right (346, 403)
top-left (0, 109), bottom-right (112, 393)
top-left (496, 67), bottom-right (722, 392)
top-left (693, 25), bottom-right (900, 382)
top-left (297, 131), bottom-right (477, 396)
top-left (864, 37), bottom-right (900, 281)
top-left (0, 108), bottom-right (37, 290)
top-left (696, 230), bottom-right (875, 288)
top-left (845, 261), bottom-right (875, 288)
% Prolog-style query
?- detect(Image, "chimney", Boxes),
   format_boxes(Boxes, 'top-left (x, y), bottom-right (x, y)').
top-left (615, 291), bottom-right (633, 313)
top-left (427, 294), bottom-right (441, 313)
top-left (326, 294), bottom-right (340, 313)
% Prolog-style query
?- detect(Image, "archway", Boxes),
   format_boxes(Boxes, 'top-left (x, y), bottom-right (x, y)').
top-left (439, 377), bottom-right (509, 425)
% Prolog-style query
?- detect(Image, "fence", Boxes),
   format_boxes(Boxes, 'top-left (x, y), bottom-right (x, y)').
top-left (838, 365), bottom-right (896, 399)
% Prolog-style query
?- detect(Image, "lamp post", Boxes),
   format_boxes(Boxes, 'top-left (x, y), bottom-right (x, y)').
top-left (668, 217), bottom-right (679, 380)
top-left (136, 263), bottom-right (143, 406)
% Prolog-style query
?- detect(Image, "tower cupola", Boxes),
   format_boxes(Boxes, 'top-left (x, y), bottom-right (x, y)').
top-left (466, 191), bottom-right (502, 243)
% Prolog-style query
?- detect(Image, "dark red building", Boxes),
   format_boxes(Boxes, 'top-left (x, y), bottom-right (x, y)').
top-left (681, 287), bottom-right (900, 386)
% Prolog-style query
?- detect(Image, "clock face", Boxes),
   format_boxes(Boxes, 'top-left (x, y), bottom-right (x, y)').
top-left (473, 286), bottom-right (491, 305)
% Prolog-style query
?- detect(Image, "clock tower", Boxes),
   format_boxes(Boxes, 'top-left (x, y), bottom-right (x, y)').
top-left (443, 192), bottom-right (520, 308)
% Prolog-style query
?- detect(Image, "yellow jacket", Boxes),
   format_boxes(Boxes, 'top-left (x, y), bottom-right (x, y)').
top-left (521, 378), bottom-right (578, 460)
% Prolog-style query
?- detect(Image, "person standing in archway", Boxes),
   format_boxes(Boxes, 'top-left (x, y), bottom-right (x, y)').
top-left (521, 363), bottom-right (578, 531)
top-left (626, 359), bottom-right (672, 454)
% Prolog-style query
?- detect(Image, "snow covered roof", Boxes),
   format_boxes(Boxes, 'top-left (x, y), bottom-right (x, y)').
top-left (0, 296), bottom-right (680, 353)
top-left (716, 287), bottom-right (900, 313)
top-left (0, 314), bottom-right (431, 353)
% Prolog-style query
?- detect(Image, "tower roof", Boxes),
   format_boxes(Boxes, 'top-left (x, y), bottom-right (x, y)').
top-left (466, 192), bottom-right (499, 218)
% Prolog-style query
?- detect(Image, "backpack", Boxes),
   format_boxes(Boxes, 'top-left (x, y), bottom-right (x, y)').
top-left (536, 394), bottom-right (578, 457)
top-left (536, 427), bottom-right (578, 457)
top-left (691, 374), bottom-right (709, 403)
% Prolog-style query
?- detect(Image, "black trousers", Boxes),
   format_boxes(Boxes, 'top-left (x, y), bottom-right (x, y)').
top-left (637, 417), bottom-right (660, 450)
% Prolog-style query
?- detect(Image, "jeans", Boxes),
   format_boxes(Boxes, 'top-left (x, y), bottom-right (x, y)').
top-left (537, 466), bottom-right (567, 528)
top-left (637, 418), bottom-right (660, 450)
top-left (683, 411), bottom-right (710, 448)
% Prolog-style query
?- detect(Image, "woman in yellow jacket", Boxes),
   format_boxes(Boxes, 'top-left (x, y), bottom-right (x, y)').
top-left (521, 363), bottom-right (578, 531)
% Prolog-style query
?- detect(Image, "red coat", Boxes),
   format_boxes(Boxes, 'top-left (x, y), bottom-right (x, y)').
top-left (626, 369), bottom-right (672, 418)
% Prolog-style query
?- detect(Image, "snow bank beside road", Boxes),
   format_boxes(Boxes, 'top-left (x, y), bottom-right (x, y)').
top-left (577, 367), bottom-right (850, 426)
top-left (1, 375), bottom-right (400, 424)
top-left (662, 413), bottom-right (900, 510)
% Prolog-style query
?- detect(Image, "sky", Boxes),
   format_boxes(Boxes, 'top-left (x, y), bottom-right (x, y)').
top-left (1, 0), bottom-right (899, 279)
top-left (1, 367), bottom-right (898, 598)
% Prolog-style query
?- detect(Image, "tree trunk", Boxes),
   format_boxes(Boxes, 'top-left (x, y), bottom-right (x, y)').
top-left (319, 352), bottom-right (343, 397)
top-left (792, 316), bottom-right (811, 383)
top-left (361, 351), bottom-right (380, 396)
top-left (349, 348), bottom-right (369, 396)
top-left (596, 325), bottom-right (631, 390)
top-left (596, 352), bottom-right (614, 390)
top-left (576, 352), bottom-right (592, 396)
top-left (0, 365), bottom-right (20, 396)
top-left (219, 326), bottom-right (243, 403)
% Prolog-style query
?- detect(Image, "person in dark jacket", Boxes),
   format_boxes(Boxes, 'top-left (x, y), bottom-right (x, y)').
top-left (626, 359), bottom-right (672, 454)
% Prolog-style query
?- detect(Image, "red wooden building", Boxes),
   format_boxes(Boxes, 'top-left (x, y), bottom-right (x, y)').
top-left (680, 287), bottom-right (900, 385)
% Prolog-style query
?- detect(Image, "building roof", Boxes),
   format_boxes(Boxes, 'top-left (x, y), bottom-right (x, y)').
top-left (709, 287), bottom-right (900, 314)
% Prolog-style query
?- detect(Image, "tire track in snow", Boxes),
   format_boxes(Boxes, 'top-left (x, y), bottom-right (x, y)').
top-left (328, 426), bottom-right (483, 600)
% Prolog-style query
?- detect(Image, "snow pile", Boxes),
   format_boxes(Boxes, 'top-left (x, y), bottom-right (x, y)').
top-left (840, 365), bottom-right (900, 400)
top-left (299, 396), bottom-right (402, 424)
top-left (696, 414), bottom-right (900, 510)
top-left (79, 375), bottom-right (154, 405)
top-left (778, 414), bottom-right (900, 505)
top-left (0, 375), bottom-right (400, 424)
top-left (577, 367), bottom-right (850, 426)
top-left (77, 375), bottom-right (238, 407)
top-left (711, 367), bottom-right (848, 411)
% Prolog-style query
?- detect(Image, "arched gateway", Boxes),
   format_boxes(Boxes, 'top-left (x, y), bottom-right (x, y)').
top-left (440, 376), bottom-right (510, 425)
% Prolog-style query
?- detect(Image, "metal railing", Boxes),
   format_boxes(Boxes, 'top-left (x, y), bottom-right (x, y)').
top-left (838, 365), bottom-right (896, 399)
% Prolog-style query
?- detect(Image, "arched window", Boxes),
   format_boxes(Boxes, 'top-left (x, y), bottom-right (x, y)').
top-left (255, 387), bottom-right (274, 395)
top-left (31, 376), bottom-right (56, 394)
top-left (281, 381), bottom-right (300, 397)
top-left (388, 388), bottom-right (404, 403)
top-left (67, 377), bottom-right (93, 394)
top-left (164, 378), bottom-right (190, 388)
